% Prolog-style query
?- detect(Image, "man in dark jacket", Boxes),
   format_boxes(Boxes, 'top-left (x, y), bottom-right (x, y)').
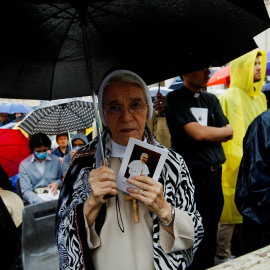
top-left (235, 109), bottom-right (270, 254)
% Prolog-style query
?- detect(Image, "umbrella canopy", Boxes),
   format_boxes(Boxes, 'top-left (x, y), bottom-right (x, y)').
top-left (0, 129), bottom-right (30, 178)
top-left (0, 1), bottom-right (269, 100)
top-left (18, 98), bottom-right (95, 135)
top-left (0, 122), bottom-right (17, 129)
top-left (0, 102), bottom-right (33, 114)
top-left (149, 87), bottom-right (173, 102)
top-left (207, 65), bottom-right (231, 88)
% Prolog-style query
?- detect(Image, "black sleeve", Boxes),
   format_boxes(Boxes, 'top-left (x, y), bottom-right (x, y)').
top-left (0, 163), bottom-right (14, 191)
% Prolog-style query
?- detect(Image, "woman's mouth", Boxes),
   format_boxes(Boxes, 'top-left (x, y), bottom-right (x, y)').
top-left (120, 128), bottom-right (135, 133)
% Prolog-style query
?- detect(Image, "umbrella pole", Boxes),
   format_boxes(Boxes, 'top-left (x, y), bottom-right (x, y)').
top-left (67, 130), bottom-right (72, 149)
top-left (80, 16), bottom-right (105, 166)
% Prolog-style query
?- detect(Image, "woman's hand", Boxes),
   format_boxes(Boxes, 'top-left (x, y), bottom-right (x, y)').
top-left (69, 149), bottom-right (76, 158)
top-left (153, 93), bottom-right (167, 116)
top-left (126, 176), bottom-right (171, 222)
top-left (88, 159), bottom-right (117, 205)
top-left (84, 159), bottom-right (117, 226)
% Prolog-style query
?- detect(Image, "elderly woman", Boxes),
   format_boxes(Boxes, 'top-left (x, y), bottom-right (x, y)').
top-left (56, 70), bottom-right (203, 269)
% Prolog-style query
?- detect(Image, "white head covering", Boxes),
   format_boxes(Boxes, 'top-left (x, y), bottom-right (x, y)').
top-left (98, 69), bottom-right (153, 127)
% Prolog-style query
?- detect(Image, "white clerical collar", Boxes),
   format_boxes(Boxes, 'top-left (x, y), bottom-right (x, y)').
top-left (111, 140), bottom-right (127, 158)
top-left (111, 137), bottom-right (147, 158)
top-left (194, 92), bottom-right (200, 98)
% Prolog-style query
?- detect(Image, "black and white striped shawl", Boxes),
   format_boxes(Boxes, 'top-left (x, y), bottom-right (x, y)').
top-left (56, 127), bottom-right (204, 270)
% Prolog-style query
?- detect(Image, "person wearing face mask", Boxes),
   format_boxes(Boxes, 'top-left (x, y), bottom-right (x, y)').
top-left (19, 133), bottom-right (62, 204)
top-left (62, 132), bottom-right (89, 176)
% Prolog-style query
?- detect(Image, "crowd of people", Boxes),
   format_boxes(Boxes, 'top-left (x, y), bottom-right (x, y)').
top-left (1, 48), bottom-right (270, 270)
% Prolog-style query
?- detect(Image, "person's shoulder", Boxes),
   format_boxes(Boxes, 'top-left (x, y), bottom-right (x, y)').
top-left (164, 149), bottom-right (189, 174)
top-left (166, 88), bottom-right (187, 105)
top-left (51, 147), bottom-right (60, 156)
top-left (49, 153), bottom-right (61, 161)
top-left (19, 155), bottom-right (32, 168)
top-left (51, 148), bottom-right (57, 154)
top-left (167, 148), bottom-right (182, 160)
top-left (202, 90), bottom-right (219, 100)
top-left (167, 89), bottom-right (178, 96)
top-left (167, 88), bottom-right (182, 99)
top-left (256, 109), bottom-right (270, 126)
top-left (157, 145), bottom-right (182, 163)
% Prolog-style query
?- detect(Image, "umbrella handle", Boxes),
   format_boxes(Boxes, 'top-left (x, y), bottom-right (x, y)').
top-left (80, 17), bottom-right (113, 198)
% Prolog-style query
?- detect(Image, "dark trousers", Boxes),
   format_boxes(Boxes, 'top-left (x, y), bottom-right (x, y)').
top-left (188, 166), bottom-right (224, 270)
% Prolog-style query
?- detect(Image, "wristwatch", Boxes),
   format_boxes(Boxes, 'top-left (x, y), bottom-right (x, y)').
top-left (159, 206), bottom-right (175, 226)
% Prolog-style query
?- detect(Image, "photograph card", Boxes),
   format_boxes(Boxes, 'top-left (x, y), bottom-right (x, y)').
top-left (190, 107), bottom-right (208, 126)
top-left (116, 137), bottom-right (168, 193)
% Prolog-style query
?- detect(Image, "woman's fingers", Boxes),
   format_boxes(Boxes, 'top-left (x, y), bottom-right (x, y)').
top-left (126, 176), bottom-right (166, 216)
top-left (88, 165), bottom-right (117, 203)
top-left (126, 175), bottom-right (155, 190)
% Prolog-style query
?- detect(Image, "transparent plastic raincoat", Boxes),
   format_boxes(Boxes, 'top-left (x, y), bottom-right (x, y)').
top-left (218, 49), bottom-right (267, 224)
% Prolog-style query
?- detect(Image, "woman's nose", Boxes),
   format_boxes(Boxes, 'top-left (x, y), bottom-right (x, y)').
top-left (120, 107), bottom-right (134, 121)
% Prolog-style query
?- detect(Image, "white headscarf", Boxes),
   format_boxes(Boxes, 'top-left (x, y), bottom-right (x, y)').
top-left (98, 69), bottom-right (153, 127)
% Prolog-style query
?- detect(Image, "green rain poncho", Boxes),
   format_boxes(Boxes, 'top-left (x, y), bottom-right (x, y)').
top-left (218, 49), bottom-right (267, 224)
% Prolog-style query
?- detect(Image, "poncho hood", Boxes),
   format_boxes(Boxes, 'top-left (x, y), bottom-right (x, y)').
top-left (230, 48), bottom-right (266, 98)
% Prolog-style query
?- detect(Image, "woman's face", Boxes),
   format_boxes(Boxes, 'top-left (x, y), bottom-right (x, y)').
top-left (103, 82), bottom-right (148, 146)
top-left (57, 136), bottom-right (69, 147)
top-left (72, 138), bottom-right (85, 148)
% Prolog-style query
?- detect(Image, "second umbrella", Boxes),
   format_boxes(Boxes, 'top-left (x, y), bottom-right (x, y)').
top-left (18, 98), bottom-right (95, 135)
top-left (0, 102), bottom-right (33, 114)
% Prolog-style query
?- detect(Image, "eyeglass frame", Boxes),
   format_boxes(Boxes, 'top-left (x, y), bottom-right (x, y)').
top-left (104, 101), bottom-right (148, 117)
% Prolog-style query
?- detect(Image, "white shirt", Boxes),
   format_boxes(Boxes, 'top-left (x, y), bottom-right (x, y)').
top-left (128, 159), bottom-right (150, 177)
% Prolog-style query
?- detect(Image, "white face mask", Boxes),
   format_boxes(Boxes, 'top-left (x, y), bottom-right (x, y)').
top-left (73, 146), bottom-right (80, 151)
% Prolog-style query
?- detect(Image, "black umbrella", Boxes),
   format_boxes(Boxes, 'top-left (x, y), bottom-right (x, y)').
top-left (0, 0), bottom-right (269, 101)
top-left (0, 0), bottom-right (269, 166)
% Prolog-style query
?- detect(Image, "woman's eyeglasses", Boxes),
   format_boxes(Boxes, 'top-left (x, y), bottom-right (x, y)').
top-left (105, 101), bottom-right (148, 117)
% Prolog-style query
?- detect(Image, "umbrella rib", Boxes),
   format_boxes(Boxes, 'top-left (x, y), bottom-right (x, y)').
top-left (87, 1), bottom-right (143, 24)
top-left (50, 4), bottom-right (77, 19)
top-left (33, 4), bottom-right (73, 25)
top-left (0, 156), bottom-right (22, 166)
top-left (48, 6), bottom-right (78, 100)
